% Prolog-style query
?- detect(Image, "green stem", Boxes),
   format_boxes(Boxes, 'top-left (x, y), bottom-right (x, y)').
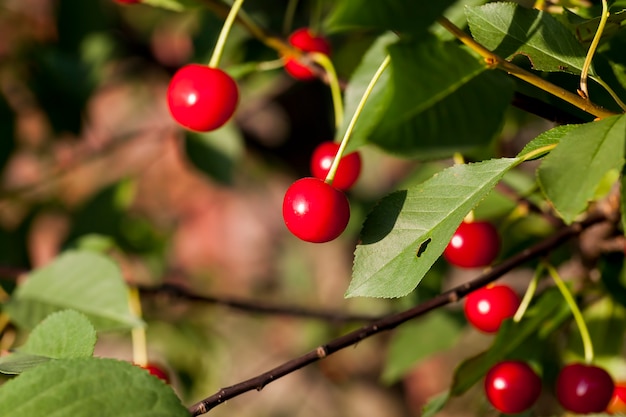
top-left (436, 16), bottom-right (617, 120)
top-left (545, 262), bottom-right (594, 363)
top-left (513, 264), bottom-right (543, 322)
top-left (325, 55), bottom-right (391, 185)
top-left (311, 52), bottom-right (344, 130)
top-left (282, 0), bottom-right (299, 35)
top-left (595, 76), bottom-right (626, 112)
top-left (208, 0), bottom-right (247, 68)
top-left (580, 0), bottom-right (608, 100)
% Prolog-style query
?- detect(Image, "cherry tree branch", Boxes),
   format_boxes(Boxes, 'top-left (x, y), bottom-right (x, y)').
top-left (187, 211), bottom-right (607, 416)
top-left (140, 283), bottom-right (380, 323)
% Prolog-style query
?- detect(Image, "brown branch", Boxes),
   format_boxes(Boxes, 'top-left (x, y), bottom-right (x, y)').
top-left (140, 284), bottom-right (380, 323)
top-left (187, 211), bottom-right (607, 416)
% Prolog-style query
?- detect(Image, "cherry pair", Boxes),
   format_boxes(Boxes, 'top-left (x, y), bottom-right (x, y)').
top-left (485, 360), bottom-right (614, 414)
top-left (283, 142), bottom-right (361, 243)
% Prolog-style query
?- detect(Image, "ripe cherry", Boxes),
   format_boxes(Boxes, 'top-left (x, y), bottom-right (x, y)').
top-left (310, 141), bottom-right (362, 191)
top-left (464, 284), bottom-right (520, 333)
top-left (607, 382), bottom-right (626, 414)
top-left (284, 28), bottom-right (331, 81)
top-left (282, 177), bottom-right (350, 243)
top-left (444, 220), bottom-right (500, 268)
top-left (484, 360), bottom-right (541, 414)
top-left (114, 0), bottom-right (141, 3)
top-left (556, 363), bottom-right (614, 413)
top-left (138, 363), bottom-right (170, 384)
top-left (167, 64), bottom-right (239, 132)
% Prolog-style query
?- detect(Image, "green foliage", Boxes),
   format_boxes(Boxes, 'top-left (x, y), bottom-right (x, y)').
top-left (0, 358), bottom-right (188, 417)
top-left (348, 158), bottom-right (518, 298)
top-left (538, 114), bottom-right (626, 224)
top-left (0, 310), bottom-right (96, 374)
top-left (4, 251), bottom-right (142, 331)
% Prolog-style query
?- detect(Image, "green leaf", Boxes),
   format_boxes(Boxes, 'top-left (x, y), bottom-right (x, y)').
top-left (538, 115), bottom-right (626, 224)
top-left (517, 124), bottom-right (578, 160)
top-left (431, 0), bottom-right (489, 41)
top-left (0, 310), bottom-right (97, 375)
top-left (338, 32), bottom-right (396, 153)
top-left (421, 391), bottom-right (450, 417)
top-left (450, 288), bottom-right (570, 396)
top-left (467, 3), bottom-right (593, 75)
top-left (325, 0), bottom-right (457, 35)
top-left (348, 158), bottom-right (518, 298)
top-left (20, 310), bottom-right (97, 358)
top-left (4, 251), bottom-right (143, 331)
top-left (382, 311), bottom-right (461, 384)
top-left (368, 38), bottom-right (513, 158)
top-left (0, 358), bottom-right (189, 416)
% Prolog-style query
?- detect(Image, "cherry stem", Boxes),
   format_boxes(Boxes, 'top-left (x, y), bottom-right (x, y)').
top-left (325, 55), bottom-right (391, 185)
top-left (513, 264), bottom-right (542, 322)
top-left (282, 0), bottom-right (299, 35)
top-left (128, 286), bottom-right (148, 367)
top-left (310, 52), bottom-right (343, 130)
top-left (208, 0), bottom-right (246, 68)
top-left (580, 0), bottom-right (607, 100)
top-left (436, 16), bottom-right (618, 120)
top-left (544, 262), bottom-right (594, 363)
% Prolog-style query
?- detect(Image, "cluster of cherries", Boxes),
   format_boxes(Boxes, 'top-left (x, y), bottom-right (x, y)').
top-left (445, 220), bottom-right (620, 414)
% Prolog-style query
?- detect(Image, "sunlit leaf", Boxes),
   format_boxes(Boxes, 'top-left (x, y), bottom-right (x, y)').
top-left (348, 158), bottom-right (518, 298)
top-left (538, 115), bottom-right (626, 224)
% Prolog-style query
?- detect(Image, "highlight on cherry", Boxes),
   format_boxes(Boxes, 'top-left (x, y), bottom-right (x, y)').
top-left (443, 220), bottom-right (500, 268)
top-left (310, 141), bottom-right (362, 191)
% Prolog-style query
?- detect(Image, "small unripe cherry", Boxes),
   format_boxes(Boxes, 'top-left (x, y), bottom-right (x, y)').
top-left (167, 64), bottom-right (238, 132)
top-left (464, 284), bottom-right (520, 333)
top-left (444, 220), bottom-right (500, 268)
top-left (282, 177), bottom-right (350, 243)
top-left (484, 360), bottom-right (541, 414)
top-left (284, 28), bottom-right (331, 81)
top-left (310, 141), bottom-right (362, 191)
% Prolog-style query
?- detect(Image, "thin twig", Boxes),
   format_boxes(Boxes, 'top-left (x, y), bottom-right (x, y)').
top-left (140, 284), bottom-right (380, 323)
top-left (187, 212), bottom-right (607, 416)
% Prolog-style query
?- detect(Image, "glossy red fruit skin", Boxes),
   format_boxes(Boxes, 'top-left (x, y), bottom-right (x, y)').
top-left (607, 382), bottom-right (626, 414)
top-left (556, 363), bottom-right (614, 414)
top-left (282, 177), bottom-right (350, 243)
top-left (310, 141), bottom-right (362, 191)
top-left (484, 360), bottom-right (541, 414)
top-left (443, 220), bottom-right (500, 268)
top-left (285, 28), bottom-right (331, 80)
top-left (464, 284), bottom-right (520, 333)
top-left (140, 363), bottom-right (170, 384)
top-left (167, 64), bottom-right (238, 132)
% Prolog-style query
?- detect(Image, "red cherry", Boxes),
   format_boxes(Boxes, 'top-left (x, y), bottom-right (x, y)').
top-left (556, 363), bottom-right (614, 413)
top-left (284, 28), bottom-right (331, 81)
top-left (443, 220), bottom-right (500, 268)
top-left (167, 64), bottom-right (238, 132)
top-left (484, 360), bottom-right (541, 414)
top-left (464, 284), bottom-right (520, 333)
top-left (282, 177), bottom-right (350, 243)
top-left (310, 141), bottom-right (362, 191)
top-left (138, 363), bottom-right (170, 384)
top-left (114, 0), bottom-right (141, 3)
top-left (607, 382), bottom-right (626, 414)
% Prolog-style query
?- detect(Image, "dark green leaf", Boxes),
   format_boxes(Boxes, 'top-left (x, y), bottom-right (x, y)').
top-left (185, 124), bottom-right (243, 185)
top-left (338, 32), bottom-right (396, 153)
top-left (368, 38), bottom-right (513, 158)
top-left (4, 251), bottom-right (143, 331)
top-left (325, 0), bottom-right (457, 35)
top-left (348, 158), bottom-right (518, 298)
top-left (422, 391), bottom-right (450, 417)
top-left (0, 358), bottom-right (189, 416)
top-left (538, 115), bottom-right (626, 224)
top-left (467, 3), bottom-right (592, 74)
